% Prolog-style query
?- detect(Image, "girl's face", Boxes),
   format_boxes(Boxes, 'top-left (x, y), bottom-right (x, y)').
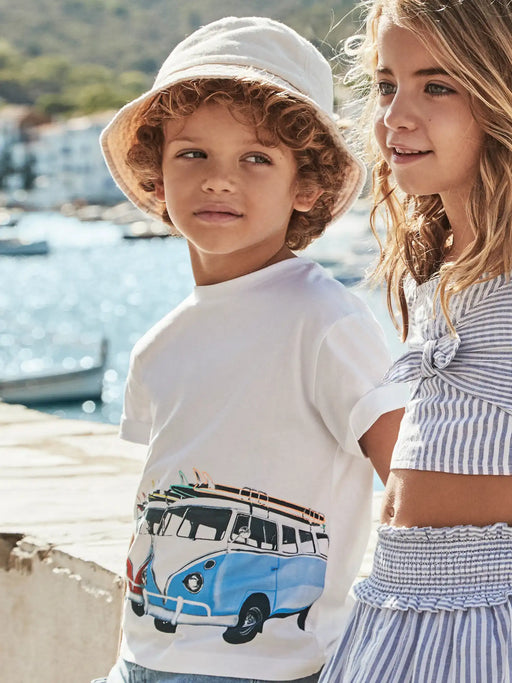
top-left (373, 16), bottom-right (485, 217)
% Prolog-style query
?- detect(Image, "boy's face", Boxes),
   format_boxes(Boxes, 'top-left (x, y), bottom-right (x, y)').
top-left (155, 101), bottom-right (319, 284)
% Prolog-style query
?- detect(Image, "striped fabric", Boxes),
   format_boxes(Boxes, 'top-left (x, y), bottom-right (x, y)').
top-left (320, 275), bottom-right (512, 681)
top-left (386, 273), bottom-right (512, 474)
top-left (356, 524), bottom-right (512, 611)
top-left (322, 525), bottom-right (512, 683)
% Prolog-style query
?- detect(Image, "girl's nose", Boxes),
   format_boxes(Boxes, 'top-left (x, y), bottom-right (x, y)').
top-left (382, 93), bottom-right (418, 131)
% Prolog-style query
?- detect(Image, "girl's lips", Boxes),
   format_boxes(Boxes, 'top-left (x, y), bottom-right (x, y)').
top-left (391, 147), bottom-right (432, 164)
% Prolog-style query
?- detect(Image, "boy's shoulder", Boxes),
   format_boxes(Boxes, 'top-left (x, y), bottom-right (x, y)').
top-left (130, 292), bottom-right (195, 359)
top-left (130, 258), bottom-right (374, 360)
top-left (283, 257), bottom-right (372, 320)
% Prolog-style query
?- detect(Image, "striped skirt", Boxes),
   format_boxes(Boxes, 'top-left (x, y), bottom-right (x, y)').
top-left (322, 523), bottom-right (512, 683)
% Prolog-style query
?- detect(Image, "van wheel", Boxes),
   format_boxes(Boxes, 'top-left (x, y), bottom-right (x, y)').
top-left (297, 606), bottom-right (311, 631)
top-left (131, 600), bottom-right (144, 617)
top-left (222, 597), bottom-right (269, 644)
top-left (154, 618), bottom-right (177, 633)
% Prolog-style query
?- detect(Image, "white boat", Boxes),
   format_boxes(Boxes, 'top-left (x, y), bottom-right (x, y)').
top-left (0, 339), bottom-right (108, 405)
top-left (0, 210), bottom-right (19, 227)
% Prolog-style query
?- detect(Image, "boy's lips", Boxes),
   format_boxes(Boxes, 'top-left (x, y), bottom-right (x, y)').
top-left (193, 205), bottom-right (243, 222)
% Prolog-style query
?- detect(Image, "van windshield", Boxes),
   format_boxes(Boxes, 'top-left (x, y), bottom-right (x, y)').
top-left (139, 505), bottom-right (165, 536)
top-left (157, 505), bottom-right (232, 541)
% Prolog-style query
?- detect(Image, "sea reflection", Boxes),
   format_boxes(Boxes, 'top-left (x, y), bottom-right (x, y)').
top-left (0, 208), bottom-right (404, 427)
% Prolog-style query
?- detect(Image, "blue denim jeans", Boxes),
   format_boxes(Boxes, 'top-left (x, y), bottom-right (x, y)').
top-left (92, 658), bottom-right (321, 683)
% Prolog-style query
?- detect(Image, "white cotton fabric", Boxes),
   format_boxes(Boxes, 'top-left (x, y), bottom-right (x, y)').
top-left (119, 257), bottom-right (406, 680)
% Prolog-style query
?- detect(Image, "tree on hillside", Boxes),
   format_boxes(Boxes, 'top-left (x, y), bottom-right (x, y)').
top-left (0, 0), bottom-right (360, 117)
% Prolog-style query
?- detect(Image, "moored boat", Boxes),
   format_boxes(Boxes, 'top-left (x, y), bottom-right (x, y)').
top-left (0, 238), bottom-right (49, 256)
top-left (0, 338), bottom-right (108, 405)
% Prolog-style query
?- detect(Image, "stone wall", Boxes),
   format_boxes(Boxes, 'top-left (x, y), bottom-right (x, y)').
top-left (1, 533), bottom-right (124, 683)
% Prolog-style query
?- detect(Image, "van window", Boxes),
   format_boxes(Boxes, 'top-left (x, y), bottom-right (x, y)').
top-left (282, 525), bottom-right (298, 554)
top-left (315, 531), bottom-right (329, 557)
top-left (157, 505), bottom-right (231, 540)
top-left (140, 506), bottom-right (165, 535)
top-left (231, 514), bottom-right (278, 550)
top-left (176, 506), bottom-right (232, 541)
top-left (158, 506), bottom-right (187, 536)
top-left (298, 529), bottom-right (316, 554)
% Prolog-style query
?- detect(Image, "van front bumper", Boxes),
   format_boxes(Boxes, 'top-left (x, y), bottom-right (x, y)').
top-left (145, 592), bottom-right (238, 627)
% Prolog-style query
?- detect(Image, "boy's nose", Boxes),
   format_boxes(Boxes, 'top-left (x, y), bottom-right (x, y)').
top-left (201, 163), bottom-right (236, 193)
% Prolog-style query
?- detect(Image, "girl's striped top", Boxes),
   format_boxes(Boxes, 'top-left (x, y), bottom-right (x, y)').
top-left (386, 272), bottom-right (512, 474)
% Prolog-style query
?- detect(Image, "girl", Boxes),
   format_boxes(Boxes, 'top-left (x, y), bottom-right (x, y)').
top-left (321, 1), bottom-right (512, 681)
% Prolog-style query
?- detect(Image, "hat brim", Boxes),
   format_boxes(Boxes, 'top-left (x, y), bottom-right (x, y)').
top-left (100, 65), bottom-right (366, 226)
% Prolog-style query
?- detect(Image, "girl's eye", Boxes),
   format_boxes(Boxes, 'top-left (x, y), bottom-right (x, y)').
top-left (177, 150), bottom-right (206, 159)
top-left (245, 153), bottom-right (272, 165)
top-left (376, 81), bottom-right (396, 96)
top-left (426, 82), bottom-right (454, 96)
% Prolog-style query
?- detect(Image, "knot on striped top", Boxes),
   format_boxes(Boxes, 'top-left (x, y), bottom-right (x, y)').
top-left (384, 334), bottom-right (460, 384)
top-left (384, 273), bottom-right (512, 415)
top-left (421, 333), bottom-right (460, 378)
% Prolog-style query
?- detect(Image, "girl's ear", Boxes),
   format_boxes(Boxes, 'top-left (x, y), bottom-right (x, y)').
top-left (293, 187), bottom-right (324, 213)
top-left (154, 180), bottom-right (166, 202)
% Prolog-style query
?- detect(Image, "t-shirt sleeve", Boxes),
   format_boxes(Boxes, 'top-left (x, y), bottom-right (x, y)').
top-left (119, 353), bottom-right (152, 445)
top-left (314, 312), bottom-right (409, 458)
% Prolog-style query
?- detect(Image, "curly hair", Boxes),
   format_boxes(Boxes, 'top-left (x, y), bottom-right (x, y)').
top-left (346, 0), bottom-right (512, 337)
top-left (126, 78), bottom-right (348, 250)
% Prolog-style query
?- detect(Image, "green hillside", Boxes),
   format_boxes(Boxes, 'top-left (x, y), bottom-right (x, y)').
top-left (0, 0), bottom-right (361, 116)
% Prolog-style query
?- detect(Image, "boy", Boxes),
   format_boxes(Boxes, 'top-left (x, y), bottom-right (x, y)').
top-left (97, 16), bottom-right (405, 683)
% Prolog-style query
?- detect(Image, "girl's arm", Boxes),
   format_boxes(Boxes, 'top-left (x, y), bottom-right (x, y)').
top-left (358, 408), bottom-right (404, 484)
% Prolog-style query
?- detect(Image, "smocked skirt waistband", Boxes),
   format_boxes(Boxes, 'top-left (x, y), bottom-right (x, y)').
top-left (355, 522), bottom-right (512, 611)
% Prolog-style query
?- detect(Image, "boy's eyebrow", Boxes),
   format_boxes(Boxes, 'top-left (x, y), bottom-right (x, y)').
top-left (375, 66), bottom-right (450, 77)
top-left (166, 136), bottom-right (197, 144)
top-left (167, 134), bottom-right (264, 145)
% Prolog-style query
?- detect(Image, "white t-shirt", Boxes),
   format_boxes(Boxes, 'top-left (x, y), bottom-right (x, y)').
top-left (119, 258), bottom-right (405, 680)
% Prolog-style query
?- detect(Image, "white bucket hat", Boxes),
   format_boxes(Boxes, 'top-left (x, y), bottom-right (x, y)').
top-left (100, 16), bottom-right (366, 224)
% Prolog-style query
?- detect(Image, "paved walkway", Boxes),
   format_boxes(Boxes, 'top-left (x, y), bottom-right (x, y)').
top-left (0, 401), bottom-right (381, 578)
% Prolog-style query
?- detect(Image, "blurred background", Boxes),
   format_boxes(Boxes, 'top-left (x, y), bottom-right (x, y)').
top-left (0, 0), bottom-right (405, 431)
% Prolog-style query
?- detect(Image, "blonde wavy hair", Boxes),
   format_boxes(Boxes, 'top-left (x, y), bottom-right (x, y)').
top-left (348, 0), bottom-right (512, 338)
top-left (126, 78), bottom-right (347, 250)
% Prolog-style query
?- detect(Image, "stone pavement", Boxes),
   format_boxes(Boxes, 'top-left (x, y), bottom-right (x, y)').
top-left (0, 401), bottom-right (146, 575)
top-left (0, 401), bottom-right (381, 578)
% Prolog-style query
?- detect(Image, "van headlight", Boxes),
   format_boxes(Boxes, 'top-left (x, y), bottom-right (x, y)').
top-left (183, 572), bottom-right (203, 593)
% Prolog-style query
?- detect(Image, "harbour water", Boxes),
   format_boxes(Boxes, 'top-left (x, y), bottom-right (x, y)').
top-left (1, 208), bottom-right (406, 489)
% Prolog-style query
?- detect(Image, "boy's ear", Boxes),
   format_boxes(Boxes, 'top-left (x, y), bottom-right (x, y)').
top-left (154, 180), bottom-right (166, 202)
top-left (293, 187), bottom-right (323, 213)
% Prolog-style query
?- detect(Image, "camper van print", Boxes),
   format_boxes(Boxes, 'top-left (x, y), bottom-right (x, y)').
top-left (127, 470), bottom-right (329, 644)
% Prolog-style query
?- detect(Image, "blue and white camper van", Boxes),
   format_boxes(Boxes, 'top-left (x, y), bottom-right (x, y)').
top-left (127, 488), bottom-right (329, 644)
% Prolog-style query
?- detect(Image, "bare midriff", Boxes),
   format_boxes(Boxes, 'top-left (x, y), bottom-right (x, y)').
top-left (382, 469), bottom-right (512, 527)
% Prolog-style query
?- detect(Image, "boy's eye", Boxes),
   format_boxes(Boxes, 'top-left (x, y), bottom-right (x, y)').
top-left (376, 81), bottom-right (396, 96)
top-left (245, 153), bottom-right (272, 165)
top-left (426, 82), bottom-right (454, 96)
top-left (177, 150), bottom-right (206, 159)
